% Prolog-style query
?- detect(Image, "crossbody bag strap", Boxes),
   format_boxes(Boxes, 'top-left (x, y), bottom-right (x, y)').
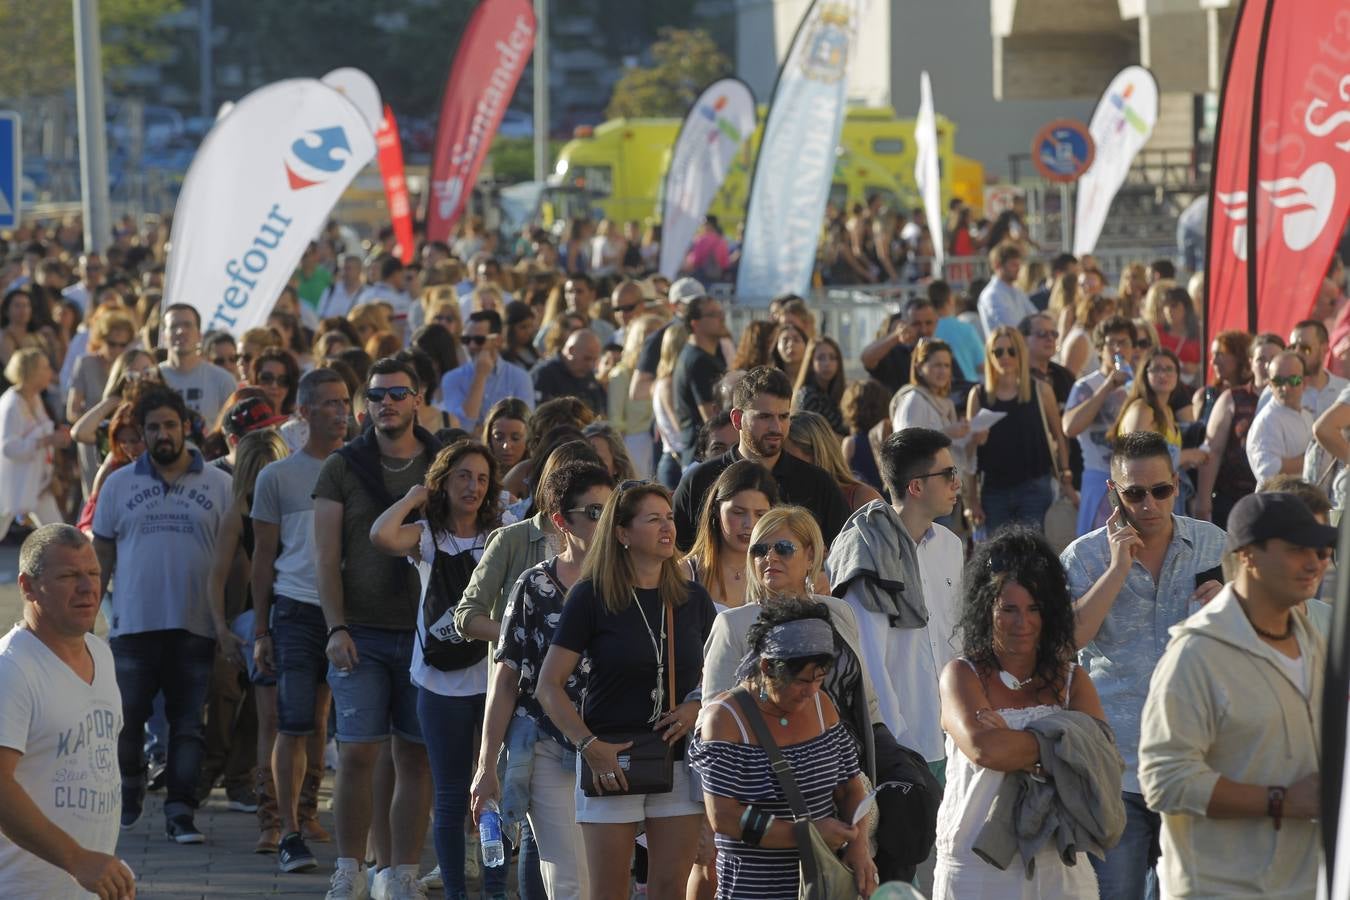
top-left (666, 599), bottom-right (676, 712)
top-left (1033, 383), bottom-right (1060, 472)
top-left (730, 688), bottom-right (811, 822)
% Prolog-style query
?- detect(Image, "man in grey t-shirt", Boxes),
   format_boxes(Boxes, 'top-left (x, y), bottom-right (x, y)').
top-left (158, 303), bottom-right (239, 425)
top-left (249, 369), bottom-right (349, 869)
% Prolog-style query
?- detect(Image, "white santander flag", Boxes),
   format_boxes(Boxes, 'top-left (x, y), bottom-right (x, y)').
top-left (166, 79), bottom-right (376, 336)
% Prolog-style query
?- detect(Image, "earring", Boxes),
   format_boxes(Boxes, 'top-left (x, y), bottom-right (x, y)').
top-left (759, 683), bottom-right (768, 702)
top-left (623, 543), bottom-right (629, 550)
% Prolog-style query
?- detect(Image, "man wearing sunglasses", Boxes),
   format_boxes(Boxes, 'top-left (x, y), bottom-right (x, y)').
top-left (1247, 351), bottom-right (1314, 483)
top-left (609, 279), bottom-right (646, 346)
top-left (1060, 431), bottom-right (1226, 900)
top-left (437, 309), bottom-right (533, 434)
top-left (1064, 316), bottom-right (1139, 536)
top-left (313, 358), bottom-right (441, 898)
top-left (827, 427), bottom-right (964, 778)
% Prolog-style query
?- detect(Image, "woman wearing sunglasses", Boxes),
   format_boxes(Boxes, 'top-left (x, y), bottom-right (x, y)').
top-left (684, 460), bottom-right (779, 612)
top-left (536, 481), bottom-right (717, 900)
top-left (967, 326), bottom-right (1074, 534)
top-left (470, 461), bottom-right (615, 899)
top-left (699, 508), bottom-right (891, 896)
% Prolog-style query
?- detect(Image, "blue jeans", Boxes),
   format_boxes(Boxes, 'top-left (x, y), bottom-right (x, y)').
top-left (981, 474), bottom-right (1053, 534)
top-left (1090, 791), bottom-right (1160, 900)
top-left (417, 689), bottom-right (507, 897)
top-left (656, 452), bottom-right (682, 491)
top-left (518, 821), bottom-right (546, 900)
top-left (111, 629), bottom-right (216, 820)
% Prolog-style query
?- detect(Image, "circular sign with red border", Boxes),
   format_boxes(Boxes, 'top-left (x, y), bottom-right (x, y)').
top-left (1031, 119), bottom-right (1096, 183)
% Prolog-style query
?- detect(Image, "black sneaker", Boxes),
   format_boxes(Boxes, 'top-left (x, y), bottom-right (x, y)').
top-left (165, 814), bottom-right (205, 844)
top-left (121, 783), bottom-right (144, 829)
top-left (277, 831), bottom-right (317, 873)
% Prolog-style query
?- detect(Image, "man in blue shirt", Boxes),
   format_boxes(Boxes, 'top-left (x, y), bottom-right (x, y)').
top-left (438, 309), bottom-right (534, 434)
top-left (977, 243), bottom-right (1036, 335)
top-left (1060, 431), bottom-right (1225, 900)
top-left (930, 280), bottom-right (984, 383)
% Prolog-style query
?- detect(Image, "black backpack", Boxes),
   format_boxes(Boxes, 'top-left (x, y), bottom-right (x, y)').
top-left (420, 541), bottom-right (489, 672)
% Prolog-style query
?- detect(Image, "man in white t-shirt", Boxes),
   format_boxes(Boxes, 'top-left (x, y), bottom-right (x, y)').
top-left (157, 303), bottom-right (239, 426)
top-left (0, 525), bottom-right (132, 899)
top-left (1248, 351), bottom-right (1314, 482)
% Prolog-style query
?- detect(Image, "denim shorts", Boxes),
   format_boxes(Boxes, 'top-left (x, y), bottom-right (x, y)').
top-left (327, 624), bottom-right (423, 743)
top-left (272, 595), bottom-right (329, 735)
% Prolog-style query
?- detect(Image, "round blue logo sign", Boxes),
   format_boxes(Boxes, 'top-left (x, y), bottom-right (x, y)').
top-left (1032, 119), bottom-right (1095, 183)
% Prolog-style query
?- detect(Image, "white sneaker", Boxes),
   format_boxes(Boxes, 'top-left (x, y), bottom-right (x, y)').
top-left (369, 867), bottom-right (393, 900)
top-left (417, 865), bottom-right (442, 891)
top-left (325, 863), bottom-right (369, 900)
top-left (389, 868), bottom-right (429, 900)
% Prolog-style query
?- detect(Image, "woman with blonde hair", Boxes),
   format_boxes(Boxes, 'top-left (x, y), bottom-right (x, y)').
top-left (607, 313), bottom-right (663, 477)
top-left (1107, 348), bottom-right (1208, 480)
top-left (206, 427), bottom-right (291, 852)
top-left (239, 326), bottom-right (283, 382)
top-left (67, 309), bottom-right (137, 492)
top-left (536, 482), bottom-right (716, 900)
top-left (0, 347), bottom-right (70, 535)
top-left (346, 303), bottom-right (391, 349)
top-left (787, 410), bottom-right (884, 514)
top-left (697, 507), bottom-right (886, 895)
top-left (1059, 292), bottom-right (1116, 377)
top-left (654, 320), bottom-right (691, 489)
top-left (967, 326), bottom-right (1073, 532)
top-left (1116, 262), bottom-right (1149, 319)
top-left (1046, 273), bottom-right (1080, 338)
top-left (890, 339), bottom-right (970, 441)
top-left (583, 421), bottom-right (638, 482)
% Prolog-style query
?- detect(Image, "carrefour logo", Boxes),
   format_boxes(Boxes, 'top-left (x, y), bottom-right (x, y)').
top-left (1108, 83), bottom-right (1149, 136)
top-left (284, 126), bottom-right (352, 190)
top-left (698, 95), bottom-right (743, 145)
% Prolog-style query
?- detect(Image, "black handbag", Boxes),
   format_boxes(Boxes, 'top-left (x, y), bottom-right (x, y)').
top-left (420, 542), bottom-right (489, 672)
top-left (870, 723), bottom-right (941, 877)
top-left (580, 598), bottom-right (676, 797)
top-left (730, 689), bottom-right (859, 900)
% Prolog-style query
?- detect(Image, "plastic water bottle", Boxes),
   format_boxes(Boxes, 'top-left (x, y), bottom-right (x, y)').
top-left (479, 800), bottom-right (505, 868)
top-left (1113, 353), bottom-right (1134, 391)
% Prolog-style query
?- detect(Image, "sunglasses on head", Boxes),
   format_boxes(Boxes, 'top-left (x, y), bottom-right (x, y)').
top-left (750, 539), bottom-right (799, 559)
top-left (1113, 481), bottom-right (1176, 503)
top-left (992, 346), bottom-right (1017, 359)
top-left (618, 479), bottom-right (649, 492)
top-left (1271, 375), bottom-right (1303, 388)
top-left (566, 503), bottom-right (605, 522)
top-left (365, 386), bottom-right (415, 403)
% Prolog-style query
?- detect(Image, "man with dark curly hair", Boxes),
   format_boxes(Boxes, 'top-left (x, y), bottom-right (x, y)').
top-left (1059, 431), bottom-right (1225, 900)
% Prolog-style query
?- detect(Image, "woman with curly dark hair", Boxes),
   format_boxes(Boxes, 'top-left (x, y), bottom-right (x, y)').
top-left (932, 526), bottom-right (1108, 898)
top-left (369, 439), bottom-right (512, 900)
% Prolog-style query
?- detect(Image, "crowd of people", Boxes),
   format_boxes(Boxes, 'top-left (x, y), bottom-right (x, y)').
top-left (0, 208), bottom-right (1341, 900)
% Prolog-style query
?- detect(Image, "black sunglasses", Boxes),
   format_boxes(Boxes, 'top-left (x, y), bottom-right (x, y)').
top-left (365, 386), bottom-right (415, 403)
top-left (257, 372), bottom-right (290, 387)
top-left (461, 335), bottom-right (489, 347)
top-left (615, 303), bottom-right (639, 314)
top-left (992, 346), bottom-right (1017, 359)
top-left (913, 465), bottom-right (960, 484)
top-left (566, 503), bottom-right (605, 521)
top-left (1113, 481), bottom-right (1176, 503)
top-left (750, 539), bottom-right (799, 559)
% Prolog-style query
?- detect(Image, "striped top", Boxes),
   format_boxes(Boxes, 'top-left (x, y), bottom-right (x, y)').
top-left (689, 698), bottom-right (860, 900)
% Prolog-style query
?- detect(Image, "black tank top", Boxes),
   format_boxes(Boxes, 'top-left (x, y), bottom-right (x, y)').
top-left (975, 384), bottom-right (1054, 489)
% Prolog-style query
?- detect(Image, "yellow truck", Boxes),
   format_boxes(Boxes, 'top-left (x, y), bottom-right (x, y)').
top-left (550, 106), bottom-right (985, 228)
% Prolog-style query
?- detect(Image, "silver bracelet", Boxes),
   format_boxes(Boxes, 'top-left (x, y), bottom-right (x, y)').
top-left (576, 734), bottom-right (598, 754)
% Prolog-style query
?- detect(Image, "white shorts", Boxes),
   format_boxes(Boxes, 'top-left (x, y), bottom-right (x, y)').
top-left (573, 753), bottom-right (704, 824)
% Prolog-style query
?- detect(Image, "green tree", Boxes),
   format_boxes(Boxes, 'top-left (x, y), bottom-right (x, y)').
top-left (605, 28), bottom-right (731, 120)
top-left (0, 0), bottom-right (182, 99)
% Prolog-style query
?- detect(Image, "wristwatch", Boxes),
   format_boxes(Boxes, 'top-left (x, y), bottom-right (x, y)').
top-left (1268, 785), bottom-right (1286, 831)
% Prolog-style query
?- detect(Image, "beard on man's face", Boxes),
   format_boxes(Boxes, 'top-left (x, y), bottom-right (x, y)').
top-left (150, 437), bottom-right (181, 464)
